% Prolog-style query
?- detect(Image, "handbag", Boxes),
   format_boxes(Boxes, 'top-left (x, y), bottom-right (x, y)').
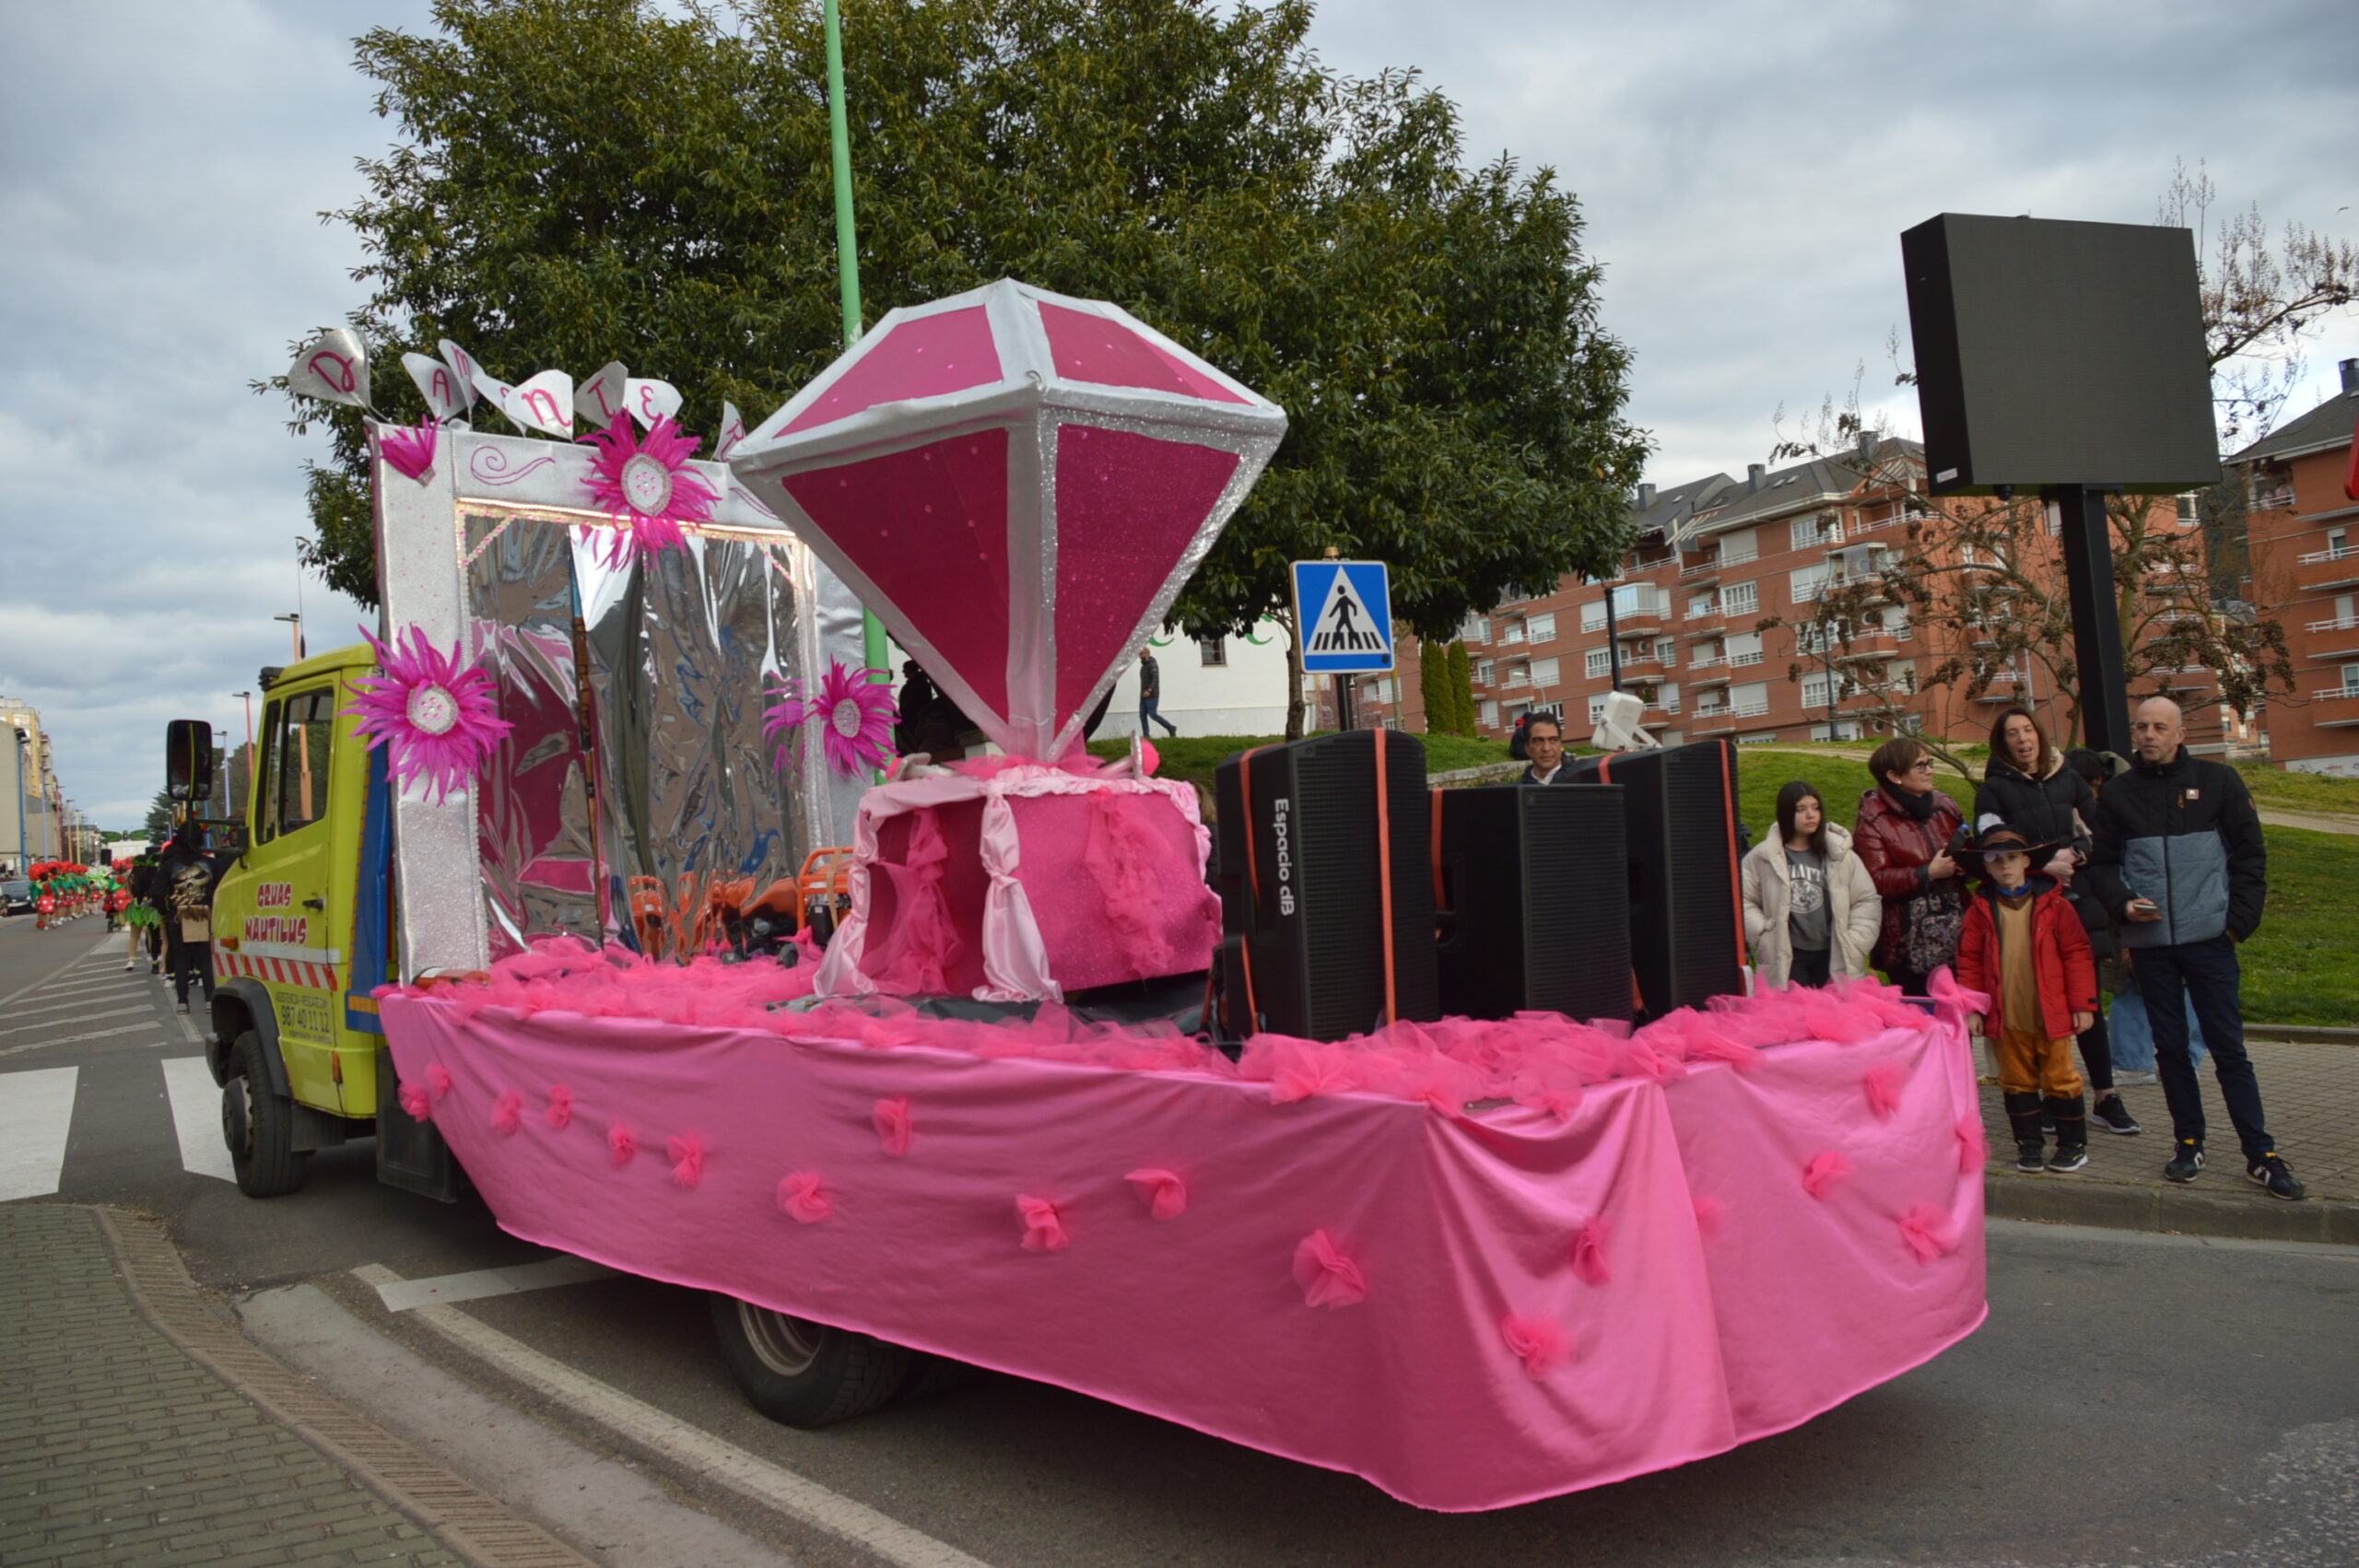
top-left (1899, 880), bottom-right (1966, 976)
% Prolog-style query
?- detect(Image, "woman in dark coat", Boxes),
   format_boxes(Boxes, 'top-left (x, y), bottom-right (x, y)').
top-left (1974, 707), bottom-right (2140, 1136)
top-left (1850, 734), bottom-right (1966, 995)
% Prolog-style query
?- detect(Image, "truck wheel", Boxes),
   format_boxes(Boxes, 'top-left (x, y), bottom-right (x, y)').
top-left (222, 1033), bottom-right (308, 1198)
top-left (709, 1294), bottom-right (911, 1427)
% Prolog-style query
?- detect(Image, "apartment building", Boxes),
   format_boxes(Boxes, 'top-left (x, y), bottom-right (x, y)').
top-left (2235, 360), bottom-right (2359, 773)
top-left (0, 697), bottom-right (63, 872)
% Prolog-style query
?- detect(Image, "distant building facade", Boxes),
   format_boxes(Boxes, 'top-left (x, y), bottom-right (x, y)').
top-left (0, 697), bottom-right (64, 872)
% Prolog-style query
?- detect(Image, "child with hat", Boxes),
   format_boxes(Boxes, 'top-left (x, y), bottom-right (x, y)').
top-left (1955, 823), bottom-right (2100, 1173)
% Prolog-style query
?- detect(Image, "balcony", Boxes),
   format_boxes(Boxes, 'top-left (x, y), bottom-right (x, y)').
top-left (2310, 687), bottom-right (2359, 728)
top-left (2306, 615), bottom-right (2359, 660)
top-left (2297, 545), bottom-right (2359, 591)
top-left (1679, 556), bottom-right (1722, 580)
top-left (1728, 649), bottom-right (1766, 668)
top-left (1690, 670), bottom-right (1731, 688)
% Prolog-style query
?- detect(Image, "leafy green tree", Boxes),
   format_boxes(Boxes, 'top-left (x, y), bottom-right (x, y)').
top-left (1416, 638), bottom-right (1448, 732)
top-left (143, 789), bottom-right (175, 845)
top-left (1444, 639), bottom-right (1475, 735)
top-left (280, 0), bottom-right (1647, 698)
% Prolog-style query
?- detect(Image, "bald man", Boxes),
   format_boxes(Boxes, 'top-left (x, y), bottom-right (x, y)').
top-left (2087, 697), bottom-right (2300, 1199)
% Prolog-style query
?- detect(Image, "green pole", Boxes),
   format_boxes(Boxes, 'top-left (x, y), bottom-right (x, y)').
top-left (823, 0), bottom-right (889, 683)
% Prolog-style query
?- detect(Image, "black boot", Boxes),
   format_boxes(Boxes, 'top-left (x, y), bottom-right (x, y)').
top-left (2044, 1094), bottom-right (2089, 1172)
top-left (2004, 1091), bottom-right (2046, 1173)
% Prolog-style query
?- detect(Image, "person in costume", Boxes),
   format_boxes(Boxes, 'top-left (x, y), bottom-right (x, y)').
top-left (1955, 824), bottom-right (2098, 1174)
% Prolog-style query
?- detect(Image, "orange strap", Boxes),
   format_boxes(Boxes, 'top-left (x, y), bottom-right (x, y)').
top-left (1429, 789), bottom-right (1448, 911)
top-left (1719, 745), bottom-right (1751, 970)
top-left (1372, 730), bottom-right (1397, 1025)
top-left (1234, 747), bottom-right (1269, 1032)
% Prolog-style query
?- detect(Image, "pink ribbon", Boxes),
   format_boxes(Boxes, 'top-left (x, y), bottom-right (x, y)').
top-left (1862, 1063), bottom-right (1905, 1122)
top-left (546, 1083), bottom-right (573, 1131)
top-left (1499, 1314), bottom-right (1573, 1376)
top-left (424, 1062), bottom-right (453, 1102)
top-left (1016, 1195), bottom-right (1069, 1252)
top-left (668, 1134), bottom-right (706, 1190)
top-left (874, 1096), bottom-right (913, 1157)
top-left (1292, 1229), bottom-right (1367, 1309)
top-left (397, 1082), bottom-right (431, 1121)
top-left (1899, 1203), bottom-right (1960, 1263)
top-left (1568, 1216), bottom-right (1614, 1287)
top-left (1923, 966), bottom-right (1991, 1040)
top-left (778, 1172), bottom-right (831, 1223)
top-left (490, 1089), bottom-right (522, 1137)
top-left (607, 1117), bottom-right (636, 1168)
top-left (1692, 1193), bottom-right (1725, 1243)
top-left (1954, 1112), bottom-right (1988, 1174)
top-left (1802, 1149), bottom-right (1853, 1199)
top-left (1124, 1168), bottom-right (1188, 1221)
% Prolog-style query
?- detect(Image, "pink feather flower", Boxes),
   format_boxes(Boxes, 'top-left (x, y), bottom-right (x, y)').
top-left (397, 1082), bottom-right (431, 1121)
top-left (1955, 1112), bottom-right (1989, 1174)
top-left (577, 412), bottom-right (716, 567)
top-left (1125, 1167), bottom-right (1188, 1221)
top-left (765, 661), bottom-right (898, 778)
top-left (1692, 1193), bottom-right (1725, 1242)
top-left (424, 1062), bottom-right (453, 1102)
top-left (778, 1172), bottom-right (832, 1223)
top-left (668, 1133), bottom-right (706, 1189)
top-left (546, 1084), bottom-right (574, 1131)
top-left (1500, 1314), bottom-right (1574, 1377)
top-left (1862, 1063), bottom-right (1906, 1121)
top-left (1016, 1195), bottom-right (1069, 1252)
top-left (607, 1117), bottom-right (637, 1168)
top-left (490, 1090), bottom-right (522, 1136)
top-left (1899, 1203), bottom-right (1960, 1263)
top-left (375, 416), bottom-right (438, 481)
top-left (873, 1095), bottom-right (913, 1157)
top-left (1568, 1216), bottom-right (1614, 1287)
top-left (342, 625), bottom-right (513, 805)
top-left (1802, 1149), bottom-right (1853, 1199)
top-left (1292, 1229), bottom-right (1367, 1309)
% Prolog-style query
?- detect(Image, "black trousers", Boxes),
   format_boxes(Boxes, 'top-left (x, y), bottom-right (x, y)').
top-left (2076, 1005), bottom-right (2116, 1094)
top-left (2135, 934), bottom-right (2271, 1160)
top-left (1789, 945), bottom-right (1833, 988)
top-left (174, 940), bottom-right (214, 1008)
top-left (1884, 964), bottom-right (1931, 997)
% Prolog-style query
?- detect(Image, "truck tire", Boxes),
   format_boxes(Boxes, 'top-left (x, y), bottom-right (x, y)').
top-left (709, 1294), bottom-right (911, 1428)
top-left (222, 1032), bottom-right (308, 1198)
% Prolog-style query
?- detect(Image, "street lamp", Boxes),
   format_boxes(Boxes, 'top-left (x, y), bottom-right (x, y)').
top-left (274, 613), bottom-right (304, 661)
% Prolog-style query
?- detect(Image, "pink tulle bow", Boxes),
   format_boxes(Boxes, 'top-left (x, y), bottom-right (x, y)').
top-left (1923, 966), bottom-right (1992, 1037)
top-left (873, 1096), bottom-right (912, 1157)
top-left (1568, 1216), bottom-right (1614, 1287)
top-left (668, 1134), bottom-right (706, 1189)
top-left (490, 1089), bottom-right (522, 1136)
top-left (424, 1063), bottom-right (453, 1102)
top-left (546, 1084), bottom-right (573, 1131)
top-left (1016, 1194), bottom-right (1069, 1252)
top-left (1862, 1063), bottom-right (1906, 1121)
top-left (607, 1117), bottom-right (636, 1168)
top-left (1292, 1229), bottom-right (1367, 1309)
top-left (1125, 1167), bottom-right (1188, 1221)
top-left (1692, 1193), bottom-right (1725, 1242)
top-left (1500, 1313), bottom-right (1573, 1377)
top-left (778, 1172), bottom-right (831, 1223)
top-left (1801, 1149), bottom-right (1853, 1199)
top-left (397, 1082), bottom-right (431, 1121)
top-left (1899, 1202), bottom-right (1960, 1263)
top-left (377, 416), bottom-right (438, 481)
top-left (1955, 1112), bottom-right (1988, 1174)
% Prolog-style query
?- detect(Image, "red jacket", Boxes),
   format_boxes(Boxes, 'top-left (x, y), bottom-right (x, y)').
top-left (1954, 876), bottom-right (2097, 1041)
top-left (1849, 784), bottom-right (1965, 965)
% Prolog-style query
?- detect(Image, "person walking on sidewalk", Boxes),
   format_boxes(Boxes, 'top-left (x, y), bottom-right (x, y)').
top-left (1137, 649), bottom-right (1179, 737)
top-left (1955, 825), bottom-right (2099, 1173)
top-left (1742, 780), bottom-right (1881, 988)
top-left (2087, 696), bottom-right (2303, 1199)
top-left (1850, 736), bottom-right (1966, 995)
top-left (1976, 708), bottom-right (2141, 1137)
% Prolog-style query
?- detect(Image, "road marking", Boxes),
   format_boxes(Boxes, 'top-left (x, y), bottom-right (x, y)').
top-left (353, 1263), bottom-right (996, 1568)
top-left (0, 938), bottom-right (133, 1016)
top-left (372, 1256), bottom-right (620, 1313)
top-left (0, 1005), bottom-right (151, 1037)
top-left (0, 1023), bottom-right (170, 1059)
top-left (159, 1057), bottom-right (236, 1183)
top-left (5, 994), bottom-right (157, 1022)
top-left (17, 976), bottom-right (153, 1000)
top-left (0, 1066), bottom-right (77, 1201)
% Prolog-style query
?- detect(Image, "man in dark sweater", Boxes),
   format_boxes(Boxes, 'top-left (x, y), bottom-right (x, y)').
top-left (1138, 649), bottom-right (1178, 737)
top-left (2087, 697), bottom-right (2300, 1199)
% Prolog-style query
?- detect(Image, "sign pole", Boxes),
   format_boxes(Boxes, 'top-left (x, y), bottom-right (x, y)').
top-left (2046, 485), bottom-right (2130, 755)
top-left (822, 0), bottom-right (891, 694)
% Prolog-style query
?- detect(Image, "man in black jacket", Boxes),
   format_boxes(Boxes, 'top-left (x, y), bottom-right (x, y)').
top-left (2087, 697), bottom-right (2301, 1199)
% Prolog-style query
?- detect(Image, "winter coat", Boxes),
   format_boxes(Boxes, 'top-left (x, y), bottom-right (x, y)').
top-left (1975, 747), bottom-right (2111, 958)
top-left (1954, 874), bottom-right (2098, 1041)
top-left (1741, 823), bottom-right (1883, 986)
top-left (1849, 783), bottom-right (1966, 967)
top-left (1517, 763), bottom-right (1570, 786)
top-left (2085, 745), bottom-right (2266, 947)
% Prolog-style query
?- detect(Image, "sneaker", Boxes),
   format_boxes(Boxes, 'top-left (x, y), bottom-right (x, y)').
top-left (2246, 1153), bottom-right (2306, 1201)
top-left (2117, 1070), bottom-right (2159, 1086)
top-left (2163, 1141), bottom-right (2204, 1183)
top-left (2014, 1141), bottom-right (2047, 1174)
top-left (122, 960), bottom-right (134, 971)
top-left (2047, 1145), bottom-right (2090, 1174)
top-left (2091, 1096), bottom-right (2142, 1136)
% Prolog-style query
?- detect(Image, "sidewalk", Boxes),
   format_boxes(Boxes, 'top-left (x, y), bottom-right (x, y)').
top-left (1978, 1036), bottom-right (2359, 1243)
top-left (0, 1203), bottom-right (593, 1568)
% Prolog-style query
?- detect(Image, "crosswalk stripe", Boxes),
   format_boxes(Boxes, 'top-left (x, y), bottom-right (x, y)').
top-left (0, 1066), bottom-right (78, 1201)
top-left (0, 1005), bottom-right (152, 1038)
top-left (159, 1058), bottom-right (236, 1184)
top-left (371, 1256), bottom-right (618, 1313)
top-left (0, 1024), bottom-right (170, 1060)
top-left (19, 977), bottom-right (152, 1000)
top-left (6, 994), bottom-right (155, 1022)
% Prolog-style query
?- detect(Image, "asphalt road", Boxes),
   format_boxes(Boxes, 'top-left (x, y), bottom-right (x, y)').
top-left (5, 914), bottom-right (2355, 1567)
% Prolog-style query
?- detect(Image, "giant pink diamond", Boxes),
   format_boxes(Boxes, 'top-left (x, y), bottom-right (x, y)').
top-left (730, 280), bottom-right (1286, 760)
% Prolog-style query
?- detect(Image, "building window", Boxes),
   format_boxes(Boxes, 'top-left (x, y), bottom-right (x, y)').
top-left (1500, 619), bottom-right (1526, 644)
top-left (1656, 638), bottom-right (1676, 666)
top-left (1580, 602), bottom-right (1608, 634)
top-left (1475, 660), bottom-right (1495, 685)
top-left (1790, 564), bottom-right (1830, 604)
top-left (1589, 695), bottom-right (1609, 724)
top-left (1791, 513), bottom-right (1841, 549)
top-left (2344, 664), bottom-right (2359, 696)
top-left (1480, 699), bottom-right (1498, 729)
top-left (1464, 614), bottom-right (1490, 644)
top-left (1526, 611), bottom-right (1557, 644)
top-left (1585, 649), bottom-right (1612, 680)
top-left (1723, 581), bottom-right (1759, 615)
top-left (1530, 657), bottom-right (1561, 689)
top-left (1196, 634), bottom-right (1227, 667)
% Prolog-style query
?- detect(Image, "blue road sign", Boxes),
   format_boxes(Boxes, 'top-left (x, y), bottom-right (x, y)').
top-left (1292, 559), bottom-right (1393, 673)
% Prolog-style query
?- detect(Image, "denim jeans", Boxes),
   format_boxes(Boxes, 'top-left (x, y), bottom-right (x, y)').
top-left (2133, 934), bottom-right (2273, 1160)
top-left (1139, 696), bottom-right (1179, 736)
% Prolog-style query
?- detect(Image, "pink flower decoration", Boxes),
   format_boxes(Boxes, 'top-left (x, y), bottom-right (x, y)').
top-left (765, 661), bottom-right (898, 778)
top-left (1802, 1149), bottom-right (1853, 1199)
top-left (398, 1082), bottom-right (431, 1120)
top-left (376, 416), bottom-right (438, 481)
top-left (546, 1084), bottom-right (574, 1131)
top-left (342, 626), bottom-right (513, 805)
top-left (1899, 1203), bottom-right (1960, 1264)
top-left (1125, 1167), bottom-right (1188, 1221)
top-left (668, 1134), bottom-right (706, 1189)
top-left (1955, 1113), bottom-right (1988, 1174)
top-left (1568, 1216), bottom-right (1614, 1287)
top-left (577, 412), bottom-right (716, 567)
top-left (424, 1063), bottom-right (453, 1102)
top-left (1016, 1195), bottom-right (1069, 1251)
top-left (1692, 1194), bottom-right (1725, 1242)
top-left (873, 1095), bottom-right (912, 1157)
top-left (1500, 1314), bottom-right (1573, 1377)
top-left (1862, 1063), bottom-right (1906, 1122)
top-left (490, 1090), bottom-right (522, 1136)
top-left (1292, 1229), bottom-right (1367, 1309)
top-left (778, 1172), bottom-right (832, 1223)
top-left (608, 1117), bottom-right (637, 1168)
top-left (1525, 1087), bottom-right (1585, 1122)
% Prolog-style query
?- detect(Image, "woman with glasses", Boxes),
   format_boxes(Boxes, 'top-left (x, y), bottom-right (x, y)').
top-left (1850, 736), bottom-right (1966, 995)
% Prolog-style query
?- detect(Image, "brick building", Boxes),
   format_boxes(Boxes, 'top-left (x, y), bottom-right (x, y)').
top-left (1363, 439), bottom-right (2238, 755)
top-left (2234, 360), bottom-right (2359, 773)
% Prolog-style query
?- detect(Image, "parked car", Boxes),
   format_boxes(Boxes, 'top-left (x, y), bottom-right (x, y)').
top-left (0, 879), bottom-right (33, 917)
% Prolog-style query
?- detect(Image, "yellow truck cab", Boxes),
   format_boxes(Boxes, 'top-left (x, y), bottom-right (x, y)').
top-left (198, 645), bottom-right (460, 1199)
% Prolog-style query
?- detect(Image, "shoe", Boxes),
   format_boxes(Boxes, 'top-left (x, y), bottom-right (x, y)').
top-left (2047, 1144), bottom-right (2089, 1173)
top-left (2163, 1141), bottom-right (2204, 1183)
top-left (2247, 1153), bottom-right (2306, 1201)
top-left (2117, 1070), bottom-right (2158, 1085)
top-left (2091, 1096), bottom-right (2142, 1136)
top-left (2014, 1141), bottom-right (2047, 1174)
top-left (123, 960), bottom-right (134, 971)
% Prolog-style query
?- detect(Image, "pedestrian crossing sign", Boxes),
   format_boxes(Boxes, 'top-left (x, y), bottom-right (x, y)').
top-left (1292, 559), bottom-right (1393, 673)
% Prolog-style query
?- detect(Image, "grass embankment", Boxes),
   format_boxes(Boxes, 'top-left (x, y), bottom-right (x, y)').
top-left (1108, 731), bottom-right (2359, 1026)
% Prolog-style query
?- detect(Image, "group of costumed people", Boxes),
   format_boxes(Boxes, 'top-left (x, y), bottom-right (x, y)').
top-left (20, 860), bottom-right (126, 931)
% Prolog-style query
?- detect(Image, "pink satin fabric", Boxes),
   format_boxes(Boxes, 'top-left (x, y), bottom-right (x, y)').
top-left (381, 995), bottom-right (1984, 1512)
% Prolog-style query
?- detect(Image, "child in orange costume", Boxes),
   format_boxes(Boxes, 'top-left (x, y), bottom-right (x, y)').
top-left (1955, 825), bottom-right (2099, 1174)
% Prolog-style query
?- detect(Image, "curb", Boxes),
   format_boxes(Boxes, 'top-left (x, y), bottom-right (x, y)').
top-left (90, 1207), bottom-right (599, 1568)
top-left (1983, 1174), bottom-right (2359, 1245)
top-left (2245, 1023), bottom-right (2359, 1046)
top-left (1429, 761), bottom-right (1525, 787)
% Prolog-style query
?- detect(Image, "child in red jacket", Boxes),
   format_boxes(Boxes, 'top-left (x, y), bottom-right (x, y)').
top-left (1956, 825), bottom-right (2099, 1173)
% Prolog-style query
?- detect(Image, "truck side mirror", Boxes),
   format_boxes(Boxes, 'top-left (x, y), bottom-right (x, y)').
top-left (165, 720), bottom-right (214, 804)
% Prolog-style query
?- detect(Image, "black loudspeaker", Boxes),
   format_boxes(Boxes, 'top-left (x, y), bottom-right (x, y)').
top-left (1435, 784), bottom-right (1631, 1024)
top-left (1566, 741), bottom-right (1743, 1018)
top-left (1901, 213), bottom-right (2221, 495)
top-left (1214, 729), bottom-right (1439, 1042)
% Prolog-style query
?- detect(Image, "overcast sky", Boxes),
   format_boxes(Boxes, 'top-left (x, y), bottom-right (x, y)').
top-left (5, 0), bottom-right (2354, 827)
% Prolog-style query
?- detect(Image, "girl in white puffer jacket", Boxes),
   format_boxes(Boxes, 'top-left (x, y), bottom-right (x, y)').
top-left (1743, 780), bottom-right (1882, 988)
